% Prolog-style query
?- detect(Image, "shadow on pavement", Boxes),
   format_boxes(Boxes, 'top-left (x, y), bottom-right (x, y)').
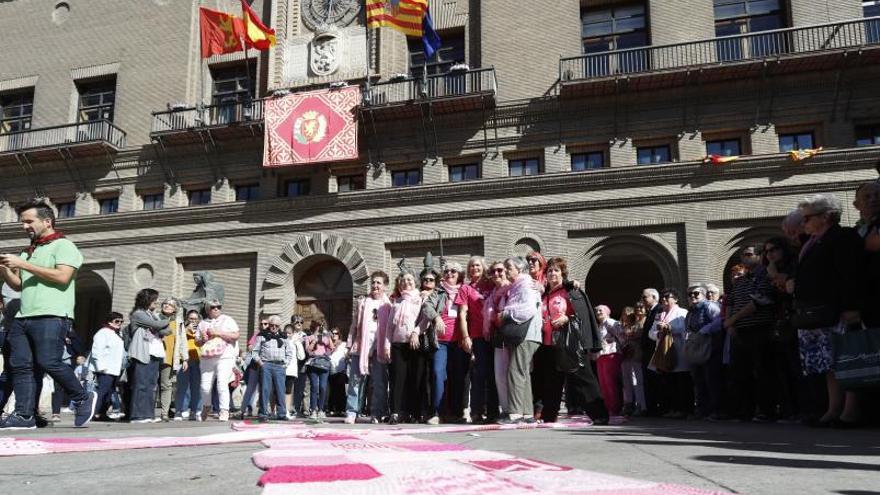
top-left (694, 455), bottom-right (880, 471)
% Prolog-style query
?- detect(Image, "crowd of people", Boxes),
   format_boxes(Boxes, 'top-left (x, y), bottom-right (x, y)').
top-left (1, 182), bottom-right (879, 429)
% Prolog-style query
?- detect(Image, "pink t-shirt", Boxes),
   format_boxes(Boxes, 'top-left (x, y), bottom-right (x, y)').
top-left (454, 283), bottom-right (486, 339)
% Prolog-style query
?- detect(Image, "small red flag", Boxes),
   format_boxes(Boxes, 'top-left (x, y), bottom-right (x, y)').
top-left (200, 7), bottom-right (245, 58)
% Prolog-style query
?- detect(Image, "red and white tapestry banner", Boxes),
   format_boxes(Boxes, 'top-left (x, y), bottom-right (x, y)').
top-left (263, 86), bottom-right (360, 167)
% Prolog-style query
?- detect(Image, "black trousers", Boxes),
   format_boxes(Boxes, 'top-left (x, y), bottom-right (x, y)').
top-left (95, 372), bottom-right (119, 416)
top-left (390, 343), bottom-right (426, 418)
top-left (327, 372), bottom-right (347, 414)
top-left (540, 357), bottom-right (605, 422)
top-left (731, 325), bottom-right (776, 418)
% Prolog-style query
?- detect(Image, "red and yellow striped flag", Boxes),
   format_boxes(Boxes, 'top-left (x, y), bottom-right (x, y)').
top-left (702, 154), bottom-right (739, 165)
top-left (788, 147), bottom-right (822, 162)
top-left (366, 0), bottom-right (429, 37)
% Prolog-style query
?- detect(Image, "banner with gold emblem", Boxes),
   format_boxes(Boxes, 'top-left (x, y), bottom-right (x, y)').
top-left (263, 86), bottom-right (360, 167)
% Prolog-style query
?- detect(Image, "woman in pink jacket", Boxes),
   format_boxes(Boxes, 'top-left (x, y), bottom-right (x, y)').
top-left (380, 270), bottom-right (424, 424)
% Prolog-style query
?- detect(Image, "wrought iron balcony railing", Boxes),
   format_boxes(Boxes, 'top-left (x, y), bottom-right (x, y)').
top-left (151, 99), bottom-right (264, 134)
top-left (0, 119), bottom-right (126, 154)
top-left (365, 67), bottom-right (497, 107)
top-left (561, 16), bottom-right (880, 83)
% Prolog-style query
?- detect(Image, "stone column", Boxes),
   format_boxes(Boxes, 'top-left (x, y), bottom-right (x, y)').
top-left (75, 192), bottom-right (95, 216)
top-left (118, 184), bottom-right (137, 212)
top-left (481, 152), bottom-right (504, 179)
top-left (608, 138), bottom-right (636, 168)
top-left (544, 145), bottom-right (568, 174)
top-left (677, 130), bottom-right (705, 162)
top-left (422, 157), bottom-right (444, 185)
top-left (749, 124), bottom-right (779, 155)
top-left (212, 177), bottom-right (235, 203)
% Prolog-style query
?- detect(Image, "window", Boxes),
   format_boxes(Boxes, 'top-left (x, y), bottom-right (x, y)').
top-left (409, 32), bottom-right (465, 76)
top-left (637, 145), bottom-right (672, 165)
top-left (571, 152), bottom-right (605, 171)
top-left (856, 125), bottom-right (880, 146)
top-left (284, 179), bottom-right (311, 197)
top-left (391, 168), bottom-right (422, 187)
top-left (448, 163), bottom-right (480, 182)
top-left (337, 174), bottom-right (365, 192)
top-left (706, 139), bottom-right (742, 156)
top-left (56, 201), bottom-right (75, 219)
top-left (714, 0), bottom-right (786, 60)
top-left (187, 188), bottom-right (211, 206)
top-left (778, 132), bottom-right (814, 152)
top-left (235, 184), bottom-right (260, 201)
top-left (142, 193), bottom-right (164, 210)
top-left (508, 158), bottom-right (541, 177)
top-left (0, 90), bottom-right (34, 134)
top-left (865, 1), bottom-right (880, 43)
top-left (581, 3), bottom-right (648, 76)
top-left (211, 64), bottom-right (256, 124)
top-left (77, 78), bottom-right (116, 122)
top-left (98, 197), bottom-right (118, 215)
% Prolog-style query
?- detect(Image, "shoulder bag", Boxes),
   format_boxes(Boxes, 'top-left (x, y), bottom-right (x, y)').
top-left (499, 315), bottom-right (532, 346)
top-left (650, 332), bottom-right (677, 372)
top-left (683, 331), bottom-right (712, 366)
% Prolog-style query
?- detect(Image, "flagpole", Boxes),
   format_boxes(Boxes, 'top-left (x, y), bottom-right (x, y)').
top-left (198, 0), bottom-right (206, 125)
top-left (241, 33), bottom-right (253, 120)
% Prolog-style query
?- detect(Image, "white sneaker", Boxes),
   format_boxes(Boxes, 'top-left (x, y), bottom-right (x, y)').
top-left (193, 411), bottom-right (203, 422)
top-left (318, 411), bottom-right (326, 419)
top-left (427, 416), bottom-right (440, 425)
top-left (218, 410), bottom-right (230, 422)
top-left (180, 411), bottom-right (190, 420)
top-left (131, 418), bottom-right (153, 424)
top-left (344, 413), bottom-right (356, 425)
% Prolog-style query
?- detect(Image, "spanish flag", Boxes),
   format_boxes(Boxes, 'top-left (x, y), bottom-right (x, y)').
top-left (367, 0), bottom-right (429, 37)
top-left (241, 0), bottom-right (276, 50)
top-left (788, 147), bottom-right (822, 162)
top-left (702, 154), bottom-right (739, 165)
top-left (199, 7), bottom-right (245, 58)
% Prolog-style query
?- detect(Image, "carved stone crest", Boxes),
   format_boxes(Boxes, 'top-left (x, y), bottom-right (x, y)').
top-left (310, 32), bottom-right (339, 76)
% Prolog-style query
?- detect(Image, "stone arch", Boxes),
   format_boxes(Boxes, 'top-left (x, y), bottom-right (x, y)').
top-left (576, 234), bottom-right (682, 315)
top-left (511, 233), bottom-right (546, 257)
top-left (714, 225), bottom-right (783, 292)
top-left (260, 233), bottom-right (369, 321)
top-left (75, 268), bottom-right (113, 349)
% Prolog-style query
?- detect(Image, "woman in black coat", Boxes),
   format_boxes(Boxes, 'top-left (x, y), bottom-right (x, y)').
top-left (793, 194), bottom-right (865, 427)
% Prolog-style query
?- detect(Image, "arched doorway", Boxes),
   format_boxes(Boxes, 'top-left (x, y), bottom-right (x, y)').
top-left (717, 226), bottom-right (783, 294)
top-left (293, 255), bottom-right (354, 334)
top-left (75, 270), bottom-right (112, 350)
top-left (583, 236), bottom-right (680, 318)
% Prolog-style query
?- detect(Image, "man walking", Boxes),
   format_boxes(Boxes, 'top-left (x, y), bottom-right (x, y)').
top-left (0, 198), bottom-right (97, 429)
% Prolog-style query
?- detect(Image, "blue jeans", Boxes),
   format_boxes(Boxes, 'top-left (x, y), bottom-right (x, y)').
top-left (95, 372), bottom-right (118, 416)
top-left (260, 362), bottom-right (287, 417)
top-left (240, 363), bottom-right (263, 415)
top-left (308, 367), bottom-right (330, 412)
top-left (293, 362), bottom-right (308, 414)
top-left (370, 356), bottom-right (389, 418)
top-left (7, 317), bottom-right (87, 416)
top-left (432, 342), bottom-right (468, 417)
top-left (129, 357), bottom-right (161, 420)
top-left (175, 359), bottom-right (202, 415)
top-left (345, 354), bottom-right (366, 416)
top-left (470, 338), bottom-right (499, 419)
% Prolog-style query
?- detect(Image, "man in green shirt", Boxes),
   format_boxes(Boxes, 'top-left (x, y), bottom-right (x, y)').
top-left (0, 198), bottom-right (97, 429)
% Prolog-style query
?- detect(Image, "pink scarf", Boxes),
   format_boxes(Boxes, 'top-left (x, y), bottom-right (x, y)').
top-left (440, 280), bottom-right (461, 310)
top-left (393, 289), bottom-right (422, 331)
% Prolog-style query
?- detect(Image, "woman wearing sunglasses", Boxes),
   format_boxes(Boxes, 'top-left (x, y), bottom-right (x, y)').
top-left (421, 261), bottom-right (467, 425)
top-left (484, 261), bottom-right (511, 419)
top-left (89, 312), bottom-right (126, 421)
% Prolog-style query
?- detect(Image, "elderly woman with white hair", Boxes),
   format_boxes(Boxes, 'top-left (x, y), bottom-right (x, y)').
top-left (794, 193), bottom-right (865, 427)
top-left (421, 261), bottom-right (466, 424)
top-left (195, 299), bottom-right (240, 421)
top-left (496, 256), bottom-right (543, 424)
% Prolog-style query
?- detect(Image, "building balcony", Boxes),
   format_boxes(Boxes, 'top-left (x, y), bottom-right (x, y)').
top-left (363, 67), bottom-right (497, 120)
top-left (150, 99), bottom-right (264, 146)
top-left (0, 120), bottom-right (126, 165)
top-left (560, 16), bottom-right (880, 97)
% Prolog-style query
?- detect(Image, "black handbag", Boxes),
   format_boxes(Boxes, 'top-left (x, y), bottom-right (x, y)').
top-left (792, 301), bottom-right (838, 330)
top-left (499, 315), bottom-right (532, 346)
top-left (551, 318), bottom-right (583, 373)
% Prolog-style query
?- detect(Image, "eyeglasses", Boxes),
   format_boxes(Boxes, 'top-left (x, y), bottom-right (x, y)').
top-left (689, 291), bottom-right (702, 297)
top-left (261, 322), bottom-right (269, 326)
top-left (331, 332), bottom-right (340, 336)
top-left (372, 308), bottom-right (379, 322)
top-left (443, 269), bottom-right (457, 274)
top-left (422, 277), bottom-right (436, 282)
top-left (112, 319), bottom-right (124, 324)
top-left (526, 257), bottom-right (539, 263)
top-left (209, 305), bottom-right (222, 310)
top-left (491, 268), bottom-right (505, 274)
top-left (741, 252), bottom-right (756, 257)
top-left (661, 294), bottom-right (675, 300)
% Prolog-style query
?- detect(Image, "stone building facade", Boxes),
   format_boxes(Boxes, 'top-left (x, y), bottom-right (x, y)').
top-left (1, 0), bottom-right (879, 346)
